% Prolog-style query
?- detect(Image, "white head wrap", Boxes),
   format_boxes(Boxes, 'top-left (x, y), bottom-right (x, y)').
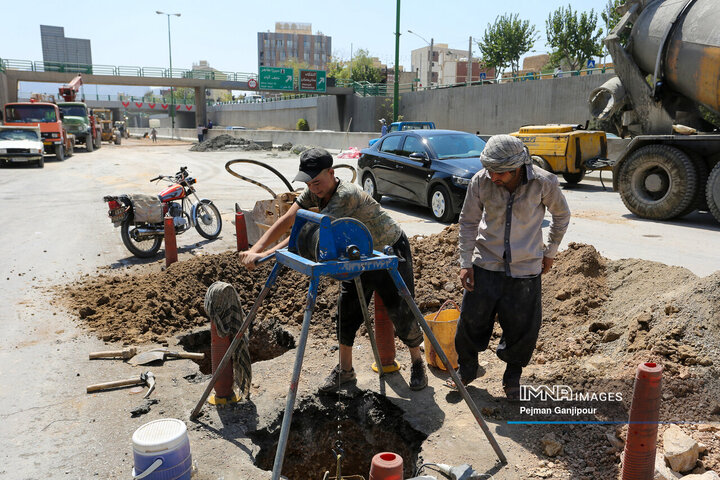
top-left (480, 135), bottom-right (532, 173)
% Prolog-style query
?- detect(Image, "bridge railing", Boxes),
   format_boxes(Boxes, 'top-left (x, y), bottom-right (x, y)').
top-left (0, 58), bottom-right (258, 83)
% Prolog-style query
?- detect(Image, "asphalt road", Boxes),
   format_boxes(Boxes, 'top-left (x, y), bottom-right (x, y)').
top-left (0, 138), bottom-right (718, 478)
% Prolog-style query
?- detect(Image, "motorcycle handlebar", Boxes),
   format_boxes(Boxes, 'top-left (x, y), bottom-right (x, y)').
top-left (149, 176), bottom-right (161, 182)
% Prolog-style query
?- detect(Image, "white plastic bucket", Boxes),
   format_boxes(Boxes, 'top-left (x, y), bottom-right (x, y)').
top-left (132, 418), bottom-right (192, 480)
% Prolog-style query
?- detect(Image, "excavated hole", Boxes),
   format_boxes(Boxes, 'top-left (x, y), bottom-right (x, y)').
top-left (247, 391), bottom-right (427, 479)
top-left (177, 317), bottom-right (296, 374)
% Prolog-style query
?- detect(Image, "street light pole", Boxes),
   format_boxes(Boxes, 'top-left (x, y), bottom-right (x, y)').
top-left (407, 30), bottom-right (433, 89)
top-left (157, 11), bottom-right (181, 133)
top-left (393, 0), bottom-right (401, 122)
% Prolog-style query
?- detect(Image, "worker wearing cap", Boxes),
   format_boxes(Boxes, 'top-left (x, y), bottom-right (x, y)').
top-left (238, 148), bottom-right (428, 392)
top-left (380, 118), bottom-right (388, 136)
top-left (452, 135), bottom-right (570, 400)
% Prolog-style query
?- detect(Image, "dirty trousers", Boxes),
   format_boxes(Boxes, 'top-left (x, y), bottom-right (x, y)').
top-left (336, 233), bottom-right (423, 348)
top-left (455, 265), bottom-right (542, 384)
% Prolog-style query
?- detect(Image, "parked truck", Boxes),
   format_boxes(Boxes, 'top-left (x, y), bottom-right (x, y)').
top-left (56, 74), bottom-right (101, 152)
top-left (3, 101), bottom-right (75, 161)
top-left (590, 0), bottom-right (720, 223)
top-left (94, 108), bottom-right (121, 145)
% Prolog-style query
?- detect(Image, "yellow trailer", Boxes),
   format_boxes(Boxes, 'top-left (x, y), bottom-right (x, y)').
top-left (511, 125), bottom-right (612, 185)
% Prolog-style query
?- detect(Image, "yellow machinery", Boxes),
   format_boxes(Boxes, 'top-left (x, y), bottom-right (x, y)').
top-left (93, 108), bottom-right (121, 145)
top-left (511, 125), bottom-right (611, 185)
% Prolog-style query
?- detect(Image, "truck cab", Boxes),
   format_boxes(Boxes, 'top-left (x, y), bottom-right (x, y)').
top-left (57, 102), bottom-right (100, 151)
top-left (3, 102), bottom-right (74, 160)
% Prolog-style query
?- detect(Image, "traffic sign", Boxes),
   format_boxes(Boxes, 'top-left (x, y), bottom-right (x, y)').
top-left (259, 67), bottom-right (294, 91)
top-left (587, 59), bottom-right (596, 68)
top-left (299, 69), bottom-right (327, 93)
top-left (247, 78), bottom-right (258, 90)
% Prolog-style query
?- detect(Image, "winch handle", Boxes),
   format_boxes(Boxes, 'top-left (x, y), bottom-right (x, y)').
top-left (295, 209), bottom-right (328, 225)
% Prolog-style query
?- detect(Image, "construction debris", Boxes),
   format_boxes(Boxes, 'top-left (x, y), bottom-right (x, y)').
top-left (665, 425), bottom-right (702, 473)
top-left (189, 134), bottom-right (272, 152)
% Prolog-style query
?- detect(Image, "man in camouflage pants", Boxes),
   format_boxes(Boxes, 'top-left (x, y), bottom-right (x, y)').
top-left (239, 148), bottom-right (428, 392)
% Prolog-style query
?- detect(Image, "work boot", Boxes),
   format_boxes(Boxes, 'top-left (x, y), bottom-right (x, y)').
top-left (409, 359), bottom-right (428, 391)
top-left (318, 364), bottom-right (356, 393)
top-left (502, 364), bottom-right (522, 402)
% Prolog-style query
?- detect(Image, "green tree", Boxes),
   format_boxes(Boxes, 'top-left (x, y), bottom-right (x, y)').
top-left (546, 5), bottom-right (604, 71)
top-left (601, 0), bottom-right (624, 33)
top-left (349, 49), bottom-right (382, 83)
top-left (477, 13), bottom-right (538, 77)
top-left (326, 54), bottom-right (351, 81)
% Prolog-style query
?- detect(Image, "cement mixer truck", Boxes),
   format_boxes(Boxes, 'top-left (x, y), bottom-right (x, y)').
top-left (590, 0), bottom-right (720, 224)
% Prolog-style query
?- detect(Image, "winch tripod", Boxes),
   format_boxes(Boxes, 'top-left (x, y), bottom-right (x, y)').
top-left (190, 210), bottom-right (506, 478)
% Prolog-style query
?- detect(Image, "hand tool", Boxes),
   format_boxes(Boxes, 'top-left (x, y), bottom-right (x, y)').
top-left (86, 371), bottom-right (156, 398)
top-left (128, 348), bottom-right (205, 366)
top-left (88, 347), bottom-right (137, 360)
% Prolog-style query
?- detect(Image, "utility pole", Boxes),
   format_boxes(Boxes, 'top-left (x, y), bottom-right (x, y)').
top-left (467, 36), bottom-right (473, 86)
top-left (157, 11), bottom-right (181, 133)
top-left (393, 0), bottom-right (401, 121)
top-left (428, 38), bottom-right (434, 89)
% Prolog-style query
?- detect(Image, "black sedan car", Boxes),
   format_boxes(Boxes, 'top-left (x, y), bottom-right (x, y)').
top-left (358, 129), bottom-right (485, 222)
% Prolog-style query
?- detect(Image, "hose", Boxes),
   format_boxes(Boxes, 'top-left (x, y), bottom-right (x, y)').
top-left (225, 159), bottom-right (358, 199)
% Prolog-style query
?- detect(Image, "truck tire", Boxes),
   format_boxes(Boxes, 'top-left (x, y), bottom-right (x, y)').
top-left (56, 144), bottom-right (65, 161)
top-left (617, 145), bottom-right (698, 220)
top-left (66, 141), bottom-right (74, 158)
top-left (676, 151), bottom-right (709, 217)
top-left (562, 169), bottom-right (586, 185)
top-left (85, 135), bottom-right (94, 152)
top-left (706, 161), bottom-right (720, 224)
top-left (94, 134), bottom-right (101, 149)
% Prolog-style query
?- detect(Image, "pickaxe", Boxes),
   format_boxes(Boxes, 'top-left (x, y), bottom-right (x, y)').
top-left (86, 371), bottom-right (156, 398)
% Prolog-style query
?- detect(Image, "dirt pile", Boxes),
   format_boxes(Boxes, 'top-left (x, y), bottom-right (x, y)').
top-left (190, 134), bottom-right (271, 152)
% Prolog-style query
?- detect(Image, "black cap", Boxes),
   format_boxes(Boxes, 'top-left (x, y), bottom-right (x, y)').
top-left (293, 148), bottom-right (333, 182)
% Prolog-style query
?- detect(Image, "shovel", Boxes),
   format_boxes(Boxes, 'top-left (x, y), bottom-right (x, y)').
top-left (129, 348), bottom-right (205, 366)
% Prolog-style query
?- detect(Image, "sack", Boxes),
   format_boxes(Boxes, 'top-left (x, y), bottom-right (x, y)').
top-left (128, 194), bottom-right (163, 223)
top-left (423, 300), bottom-right (460, 370)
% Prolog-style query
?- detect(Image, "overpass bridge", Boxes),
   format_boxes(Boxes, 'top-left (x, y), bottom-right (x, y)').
top-left (0, 59), bottom-right (351, 126)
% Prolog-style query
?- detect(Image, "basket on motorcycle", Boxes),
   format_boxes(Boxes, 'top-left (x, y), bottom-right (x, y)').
top-left (129, 194), bottom-right (164, 223)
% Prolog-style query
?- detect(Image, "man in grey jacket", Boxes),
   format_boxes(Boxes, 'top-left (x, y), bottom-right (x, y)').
top-left (453, 135), bottom-right (570, 400)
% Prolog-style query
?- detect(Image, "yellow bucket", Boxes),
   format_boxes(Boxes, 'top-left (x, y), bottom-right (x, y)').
top-left (423, 300), bottom-right (460, 370)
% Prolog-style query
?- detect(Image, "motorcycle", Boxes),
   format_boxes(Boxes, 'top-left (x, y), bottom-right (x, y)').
top-left (104, 166), bottom-right (222, 258)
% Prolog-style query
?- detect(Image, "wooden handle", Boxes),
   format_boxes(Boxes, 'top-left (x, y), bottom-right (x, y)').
top-left (88, 347), bottom-right (137, 360)
top-left (86, 377), bottom-right (142, 393)
top-left (167, 352), bottom-right (205, 360)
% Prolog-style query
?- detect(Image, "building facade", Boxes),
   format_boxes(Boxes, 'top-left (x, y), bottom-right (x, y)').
top-left (257, 22), bottom-right (331, 71)
top-left (410, 43), bottom-right (493, 86)
top-left (40, 25), bottom-right (92, 66)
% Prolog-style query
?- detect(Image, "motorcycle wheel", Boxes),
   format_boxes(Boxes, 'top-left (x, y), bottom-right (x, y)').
top-left (193, 200), bottom-right (222, 239)
top-left (120, 216), bottom-right (163, 258)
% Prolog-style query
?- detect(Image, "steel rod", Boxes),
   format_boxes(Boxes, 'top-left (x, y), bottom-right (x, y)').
top-left (271, 275), bottom-right (320, 479)
top-left (353, 276), bottom-right (386, 395)
top-left (190, 261), bottom-right (281, 419)
top-left (387, 267), bottom-right (507, 464)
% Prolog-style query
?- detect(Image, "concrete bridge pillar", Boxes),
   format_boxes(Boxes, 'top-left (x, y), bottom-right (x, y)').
top-left (195, 87), bottom-right (206, 127)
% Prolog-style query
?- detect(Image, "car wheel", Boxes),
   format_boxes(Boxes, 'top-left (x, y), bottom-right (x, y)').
top-left (362, 173), bottom-right (382, 202)
top-left (37, 156), bottom-right (45, 168)
top-left (429, 184), bottom-right (455, 223)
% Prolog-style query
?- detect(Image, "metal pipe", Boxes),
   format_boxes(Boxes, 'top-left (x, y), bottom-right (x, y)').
top-left (271, 274), bottom-right (320, 479)
top-left (190, 258), bottom-right (280, 419)
top-left (387, 267), bottom-right (507, 464)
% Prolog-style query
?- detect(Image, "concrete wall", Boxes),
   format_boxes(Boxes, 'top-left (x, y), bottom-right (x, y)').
top-left (399, 73), bottom-right (614, 134)
top-left (128, 127), bottom-right (376, 150)
top-left (208, 97), bottom-right (319, 130)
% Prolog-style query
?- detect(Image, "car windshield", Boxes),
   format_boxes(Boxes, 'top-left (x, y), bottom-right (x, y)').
top-left (0, 129), bottom-right (40, 141)
top-left (428, 134), bottom-right (486, 159)
top-left (61, 106), bottom-right (87, 117)
top-left (5, 105), bottom-right (57, 123)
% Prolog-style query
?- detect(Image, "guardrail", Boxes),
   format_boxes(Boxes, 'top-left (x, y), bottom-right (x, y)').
top-left (0, 58), bottom-right (257, 82)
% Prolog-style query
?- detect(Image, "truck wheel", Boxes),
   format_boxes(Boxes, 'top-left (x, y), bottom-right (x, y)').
top-left (531, 155), bottom-right (552, 172)
top-left (706, 162), bottom-right (720, 224)
top-left (37, 156), bottom-right (45, 168)
top-left (562, 169), bottom-right (586, 185)
top-left (94, 135), bottom-right (101, 149)
top-left (67, 141), bottom-right (74, 158)
top-left (56, 144), bottom-right (65, 161)
top-left (86, 136), bottom-right (94, 152)
top-left (617, 145), bottom-right (698, 220)
top-left (676, 151), bottom-right (709, 217)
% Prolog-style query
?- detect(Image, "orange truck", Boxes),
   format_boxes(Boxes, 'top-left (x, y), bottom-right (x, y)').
top-left (3, 101), bottom-right (75, 160)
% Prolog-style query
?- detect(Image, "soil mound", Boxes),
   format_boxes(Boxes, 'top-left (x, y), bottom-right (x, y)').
top-left (190, 134), bottom-right (271, 152)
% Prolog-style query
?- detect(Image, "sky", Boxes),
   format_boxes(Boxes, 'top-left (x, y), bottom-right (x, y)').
top-left (2, 0), bottom-right (612, 96)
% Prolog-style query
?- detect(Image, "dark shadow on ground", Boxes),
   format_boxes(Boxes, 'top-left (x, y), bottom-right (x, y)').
top-left (621, 210), bottom-right (720, 232)
top-left (107, 237), bottom-right (222, 269)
